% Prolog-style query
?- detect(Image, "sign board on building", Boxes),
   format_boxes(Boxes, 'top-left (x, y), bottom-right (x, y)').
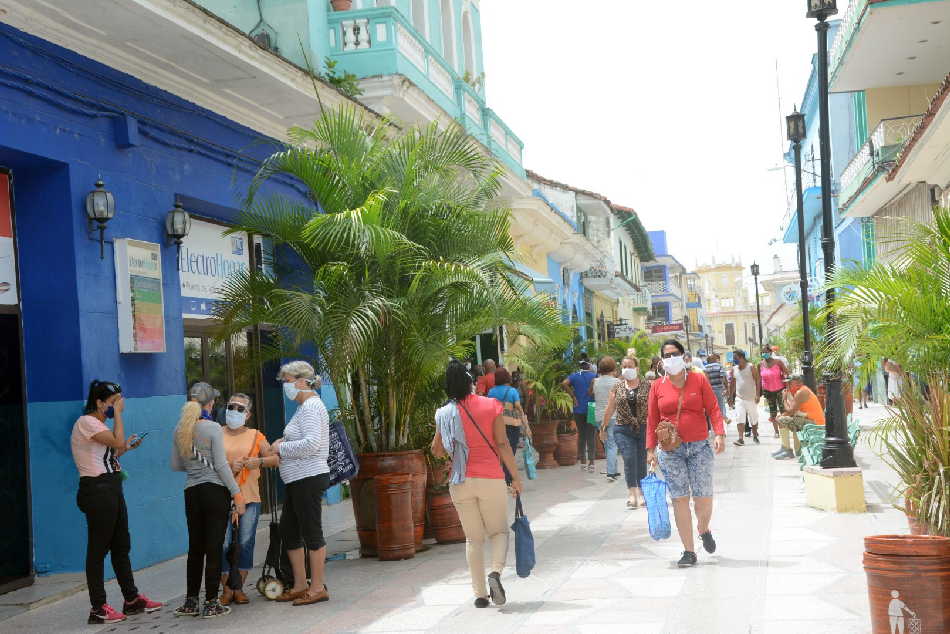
top-left (0, 173), bottom-right (17, 305)
top-left (115, 239), bottom-right (165, 353)
top-left (614, 324), bottom-right (635, 338)
top-left (781, 284), bottom-right (801, 304)
top-left (650, 322), bottom-right (684, 334)
top-left (179, 219), bottom-right (250, 318)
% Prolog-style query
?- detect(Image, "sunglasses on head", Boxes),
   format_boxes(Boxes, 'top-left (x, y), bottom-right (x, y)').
top-left (227, 403), bottom-right (247, 413)
top-left (99, 382), bottom-right (121, 394)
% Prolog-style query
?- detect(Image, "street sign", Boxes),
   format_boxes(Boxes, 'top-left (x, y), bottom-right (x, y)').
top-left (651, 322), bottom-right (683, 334)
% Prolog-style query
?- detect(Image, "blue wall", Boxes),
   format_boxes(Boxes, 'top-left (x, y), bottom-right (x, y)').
top-left (0, 24), bottom-right (311, 573)
top-left (546, 256), bottom-right (586, 338)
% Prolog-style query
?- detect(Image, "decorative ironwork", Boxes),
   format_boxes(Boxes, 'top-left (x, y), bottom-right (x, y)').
top-left (839, 115), bottom-right (922, 208)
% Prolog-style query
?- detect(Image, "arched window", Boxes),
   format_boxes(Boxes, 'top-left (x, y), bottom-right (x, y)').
top-left (462, 9), bottom-right (475, 76)
top-left (412, 0), bottom-right (427, 36)
top-left (440, 0), bottom-right (455, 67)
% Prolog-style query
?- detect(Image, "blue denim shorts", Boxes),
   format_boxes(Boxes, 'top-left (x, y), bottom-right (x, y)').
top-left (657, 439), bottom-right (714, 499)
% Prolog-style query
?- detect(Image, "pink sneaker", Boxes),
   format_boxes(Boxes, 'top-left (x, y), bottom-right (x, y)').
top-left (123, 594), bottom-right (163, 615)
top-left (88, 604), bottom-right (127, 624)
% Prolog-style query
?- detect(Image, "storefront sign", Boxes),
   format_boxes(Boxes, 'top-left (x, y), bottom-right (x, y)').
top-left (0, 173), bottom-right (16, 306)
top-left (115, 239), bottom-right (165, 353)
top-left (179, 219), bottom-right (250, 318)
top-left (614, 324), bottom-right (634, 338)
top-left (651, 322), bottom-right (683, 334)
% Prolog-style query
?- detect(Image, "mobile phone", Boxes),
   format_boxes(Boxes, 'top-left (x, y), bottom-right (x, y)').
top-left (131, 432), bottom-right (149, 446)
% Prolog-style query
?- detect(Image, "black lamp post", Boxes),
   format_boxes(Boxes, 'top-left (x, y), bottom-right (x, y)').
top-left (750, 263), bottom-right (763, 348)
top-left (787, 107), bottom-right (816, 392)
top-left (807, 0), bottom-right (856, 469)
top-left (85, 179), bottom-right (115, 260)
top-left (684, 313), bottom-right (692, 354)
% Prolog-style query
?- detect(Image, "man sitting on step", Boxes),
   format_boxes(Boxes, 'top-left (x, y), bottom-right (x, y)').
top-left (773, 375), bottom-right (825, 461)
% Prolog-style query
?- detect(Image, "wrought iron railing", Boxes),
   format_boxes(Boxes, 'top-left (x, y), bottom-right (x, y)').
top-left (830, 0), bottom-right (869, 80)
top-left (839, 115), bottom-right (922, 208)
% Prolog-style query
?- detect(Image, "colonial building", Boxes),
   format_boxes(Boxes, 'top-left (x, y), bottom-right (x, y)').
top-left (693, 260), bottom-right (760, 357)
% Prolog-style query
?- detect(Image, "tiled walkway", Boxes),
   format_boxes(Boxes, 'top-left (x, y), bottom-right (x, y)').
top-left (5, 404), bottom-right (904, 633)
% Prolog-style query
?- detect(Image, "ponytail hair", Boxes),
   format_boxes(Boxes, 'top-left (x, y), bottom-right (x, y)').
top-left (83, 380), bottom-right (121, 414)
top-left (174, 401), bottom-right (201, 459)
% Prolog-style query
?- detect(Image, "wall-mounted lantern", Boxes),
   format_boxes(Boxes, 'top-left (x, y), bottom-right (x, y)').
top-left (85, 179), bottom-right (115, 260)
top-left (165, 200), bottom-right (192, 254)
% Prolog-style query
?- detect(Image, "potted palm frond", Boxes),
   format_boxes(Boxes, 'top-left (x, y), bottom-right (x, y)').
top-left (215, 106), bottom-right (564, 557)
top-left (509, 343), bottom-right (573, 469)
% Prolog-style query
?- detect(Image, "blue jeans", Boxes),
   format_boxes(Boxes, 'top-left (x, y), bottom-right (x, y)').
top-left (222, 501), bottom-right (260, 572)
top-left (613, 425), bottom-right (647, 489)
top-left (605, 419), bottom-right (618, 475)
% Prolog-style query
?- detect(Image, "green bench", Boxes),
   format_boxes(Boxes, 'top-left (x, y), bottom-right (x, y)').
top-left (796, 416), bottom-right (861, 470)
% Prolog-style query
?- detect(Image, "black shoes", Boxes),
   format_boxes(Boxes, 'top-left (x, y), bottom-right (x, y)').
top-left (487, 572), bottom-right (506, 606)
top-left (474, 597), bottom-right (490, 608)
top-left (677, 551), bottom-right (698, 567)
top-left (700, 531), bottom-right (716, 554)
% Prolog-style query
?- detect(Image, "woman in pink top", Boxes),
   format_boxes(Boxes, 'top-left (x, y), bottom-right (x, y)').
top-left (758, 346), bottom-right (789, 437)
top-left (70, 381), bottom-right (162, 625)
top-left (431, 361), bottom-right (522, 609)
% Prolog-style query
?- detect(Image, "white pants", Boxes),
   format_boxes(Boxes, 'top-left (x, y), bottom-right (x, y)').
top-left (734, 398), bottom-right (760, 427)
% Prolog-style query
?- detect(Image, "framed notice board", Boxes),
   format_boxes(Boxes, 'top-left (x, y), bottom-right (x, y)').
top-left (115, 239), bottom-right (165, 353)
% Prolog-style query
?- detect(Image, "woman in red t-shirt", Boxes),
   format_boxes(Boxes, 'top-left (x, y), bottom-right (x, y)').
top-left (646, 340), bottom-right (726, 568)
top-left (431, 361), bottom-right (522, 609)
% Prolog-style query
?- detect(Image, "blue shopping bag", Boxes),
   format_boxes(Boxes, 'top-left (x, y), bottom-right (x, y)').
top-left (522, 436), bottom-right (538, 480)
top-left (511, 494), bottom-right (535, 578)
top-left (641, 471), bottom-right (671, 540)
top-left (327, 419), bottom-right (359, 486)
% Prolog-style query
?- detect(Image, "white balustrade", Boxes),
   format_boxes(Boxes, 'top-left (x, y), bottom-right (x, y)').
top-left (395, 23), bottom-right (425, 70)
top-left (464, 93), bottom-right (480, 124)
top-left (489, 119), bottom-right (505, 150)
top-left (341, 19), bottom-right (371, 51)
top-left (428, 60), bottom-right (454, 98)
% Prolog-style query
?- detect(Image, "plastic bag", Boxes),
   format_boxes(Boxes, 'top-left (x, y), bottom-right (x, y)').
top-left (641, 472), bottom-right (671, 540)
top-left (522, 436), bottom-right (538, 480)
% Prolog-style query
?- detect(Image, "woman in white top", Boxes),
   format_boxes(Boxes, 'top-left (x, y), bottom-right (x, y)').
top-left (271, 361), bottom-right (330, 607)
top-left (591, 356), bottom-right (621, 482)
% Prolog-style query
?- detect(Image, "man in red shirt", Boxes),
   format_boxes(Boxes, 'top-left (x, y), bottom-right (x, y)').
top-left (646, 339), bottom-right (726, 568)
top-left (475, 359), bottom-right (497, 396)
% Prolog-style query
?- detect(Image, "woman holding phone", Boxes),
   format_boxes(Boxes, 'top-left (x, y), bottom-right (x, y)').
top-left (71, 380), bottom-right (162, 625)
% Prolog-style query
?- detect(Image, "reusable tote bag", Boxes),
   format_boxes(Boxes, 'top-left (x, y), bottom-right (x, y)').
top-left (327, 412), bottom-right (359, 486)
top-left (511, 494), bottom-right (535, 578)
top-left (522, 436), bottom-right (538, 480)
top-left (641, 470), bottom-right (671, 540)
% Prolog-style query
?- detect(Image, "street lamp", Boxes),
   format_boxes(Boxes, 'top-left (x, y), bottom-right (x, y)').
top-left (807, 0), bottom-right (856, 469)
top-left (787, 107), bottom-right (816, 392)
top-left (750, 263), bottom-right (763, 348)
top-left (85, 179), bottom-right (115, 260)
top-left (683, 313), bottom-right (692, 354)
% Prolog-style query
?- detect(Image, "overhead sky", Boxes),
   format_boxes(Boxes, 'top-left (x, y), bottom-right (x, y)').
top-left (480, 0), bottom-right (826, 275)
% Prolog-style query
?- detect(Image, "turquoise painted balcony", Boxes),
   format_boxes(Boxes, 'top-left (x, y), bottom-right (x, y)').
top-left (326, 6), bottom-right (524, 176)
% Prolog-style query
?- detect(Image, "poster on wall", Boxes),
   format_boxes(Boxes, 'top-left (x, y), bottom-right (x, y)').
top-left (115, 239), bottom-right (165, 353)
top-left (0, 172), bottom-right (17, 305)
top-left (179, 219), bottom-right (250, 318)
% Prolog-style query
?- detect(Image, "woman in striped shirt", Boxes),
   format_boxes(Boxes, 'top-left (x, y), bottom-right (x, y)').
top-left (271, 361), bottom-right (331, 607)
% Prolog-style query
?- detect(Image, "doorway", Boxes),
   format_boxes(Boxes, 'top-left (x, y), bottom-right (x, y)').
top-left (184, 330), bottom-right (256, 423)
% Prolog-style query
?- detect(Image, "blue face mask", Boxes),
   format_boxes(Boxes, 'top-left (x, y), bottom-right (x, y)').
top-left (762, 353), bottom-right (772, 360)
top-left (104, 406), bottom-right (115, 419)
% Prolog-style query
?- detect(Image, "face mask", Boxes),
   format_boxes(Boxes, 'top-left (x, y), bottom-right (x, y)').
top-left (283, 381), bottom-right (301, 401)
top-left (789, 384), bottom-right (801, 395)
top-left (225, 410), bottom-right (246, 429)
top-left (621, 368), bottom-right (638, 380)
top-left (104, 406), bottom-right (115, 419)
top-left (762, 353), bottom-right (772, 360)
top-left (662, 355), bottom-right (686, 375)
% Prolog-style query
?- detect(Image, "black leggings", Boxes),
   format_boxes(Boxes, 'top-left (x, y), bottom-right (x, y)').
top-left (77, 473), bottom-right (138, 609)
top-left (184, 483), bottom-right (231, 601)
top-left (575, 412), bottom-right (596, 463)
top-left (763, 389), bottom-right (784, 419)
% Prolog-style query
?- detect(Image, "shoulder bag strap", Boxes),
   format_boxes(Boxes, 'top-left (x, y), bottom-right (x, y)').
top-left (674, 374), bottom-right (686, 425)
top-left (458, 399), bottom-right (501, 461)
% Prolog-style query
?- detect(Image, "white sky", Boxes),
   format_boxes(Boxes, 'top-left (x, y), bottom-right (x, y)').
top-left (480, 0), bottom-right (820, 274)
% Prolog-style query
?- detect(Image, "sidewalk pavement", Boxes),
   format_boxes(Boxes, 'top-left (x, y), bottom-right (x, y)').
top-left (3, 404), bottom-right (904, 633)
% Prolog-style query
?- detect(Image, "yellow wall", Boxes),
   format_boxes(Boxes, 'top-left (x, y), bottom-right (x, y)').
top-left (514, 250), bottom-right (549, 279)
top-left (866, 83), bottom-right (940, 130)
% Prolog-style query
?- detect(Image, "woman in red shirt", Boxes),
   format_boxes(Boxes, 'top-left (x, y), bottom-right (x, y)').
top-left (647, 340), bottom-right (726, 568)
top-left (431, 361), bottom-right (522, 609)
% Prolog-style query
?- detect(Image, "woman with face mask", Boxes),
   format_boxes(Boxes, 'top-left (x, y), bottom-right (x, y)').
top-left (72, 380), bottom-right (162, 625)
top-left (218, 393), bottom-right (279, 606)
top-left (758, 346), bottom-right (789, 438)
top-left (646, 340), bottom-right (726, 568)
top-left (270, 361), bottom-right (331, 606)
top-left (601, 357), bottom-right (652, 509)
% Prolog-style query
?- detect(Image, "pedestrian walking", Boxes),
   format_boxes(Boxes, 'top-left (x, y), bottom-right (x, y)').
top-left (562, 360), bottom-right (597, 472)
top-left (271, 361), bottom-right (331, 606)
top-left (171, 382), bottom-right (246, 619)
top-left (703, 353), bottom-right (728, 424)
top-left (885, 359), bottom-right (904, 404)
top-left (646, 339), bottom-right (726, 568)
top-left (72, 380), bottom-right (162, 625)
top-left (592, 356), bottom-right (621, 482)
top-left (488, 368), bottom-right (531, 484)
top-left (218, 393), bottom-right (279, 606)
top-left (773, 375), bottom-right (825, 460)
top-left (645, 356), bottom-right (663, 380)
top-left (600, 357), bottom-right (651, 508)
top-left (431, 361), bottom-right (522, 609)
top-left (476, 358), bottom-right (497, 396)
top-left (728, 350), bottom-right (761, 446)
top-left (758, 346), bottom-right (788, 438)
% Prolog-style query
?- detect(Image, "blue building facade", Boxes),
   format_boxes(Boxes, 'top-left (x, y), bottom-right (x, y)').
top-left (0, 22), bottom-right (327, 579)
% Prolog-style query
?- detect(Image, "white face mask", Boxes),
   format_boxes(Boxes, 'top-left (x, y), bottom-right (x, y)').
top-left (662, 355), bottom-right (687, 375)
top-left (225, 409), bottom-right (246, 429)
top-left (621, 368), bottom-right (638, 380)
top-left (283, 381), bottom-right (301, 401)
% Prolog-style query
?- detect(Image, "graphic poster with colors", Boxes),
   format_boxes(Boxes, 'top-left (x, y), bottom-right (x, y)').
top-left (0, 172), bottom-right (16, 305)
top-left (115, 239), bottom-right (165, 353)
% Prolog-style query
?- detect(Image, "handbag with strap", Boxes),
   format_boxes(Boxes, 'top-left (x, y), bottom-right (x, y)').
top-left (327, 415), bottom-right (359, 486)
top-left (236, 431), bottom-right (264, 486)
top-left (656, 375), bottom-right (686, 452)
top-left (511, 494), bottom-right (535, 577)
top-left (499, 386), bottom-right (523, 427)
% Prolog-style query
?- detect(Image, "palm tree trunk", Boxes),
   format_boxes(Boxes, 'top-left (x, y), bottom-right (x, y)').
top-left (357, 367), bottom-right (375, 452)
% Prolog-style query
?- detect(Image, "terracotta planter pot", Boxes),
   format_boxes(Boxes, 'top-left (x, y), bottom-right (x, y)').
top-left (330, 0), bottom-right (353, 10)
top-left (864, 535), bottom-right (950, 633)
top-left (374, 474), bottom-right (415, 561)
top-left (351, 450), bottom-right (427, 557)
top-left (427, 489), bottom-right (465, 544)
top-left (530, 421), bottom-right (558, 469)
top-left (555, 432), bottom-right (578, 466)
